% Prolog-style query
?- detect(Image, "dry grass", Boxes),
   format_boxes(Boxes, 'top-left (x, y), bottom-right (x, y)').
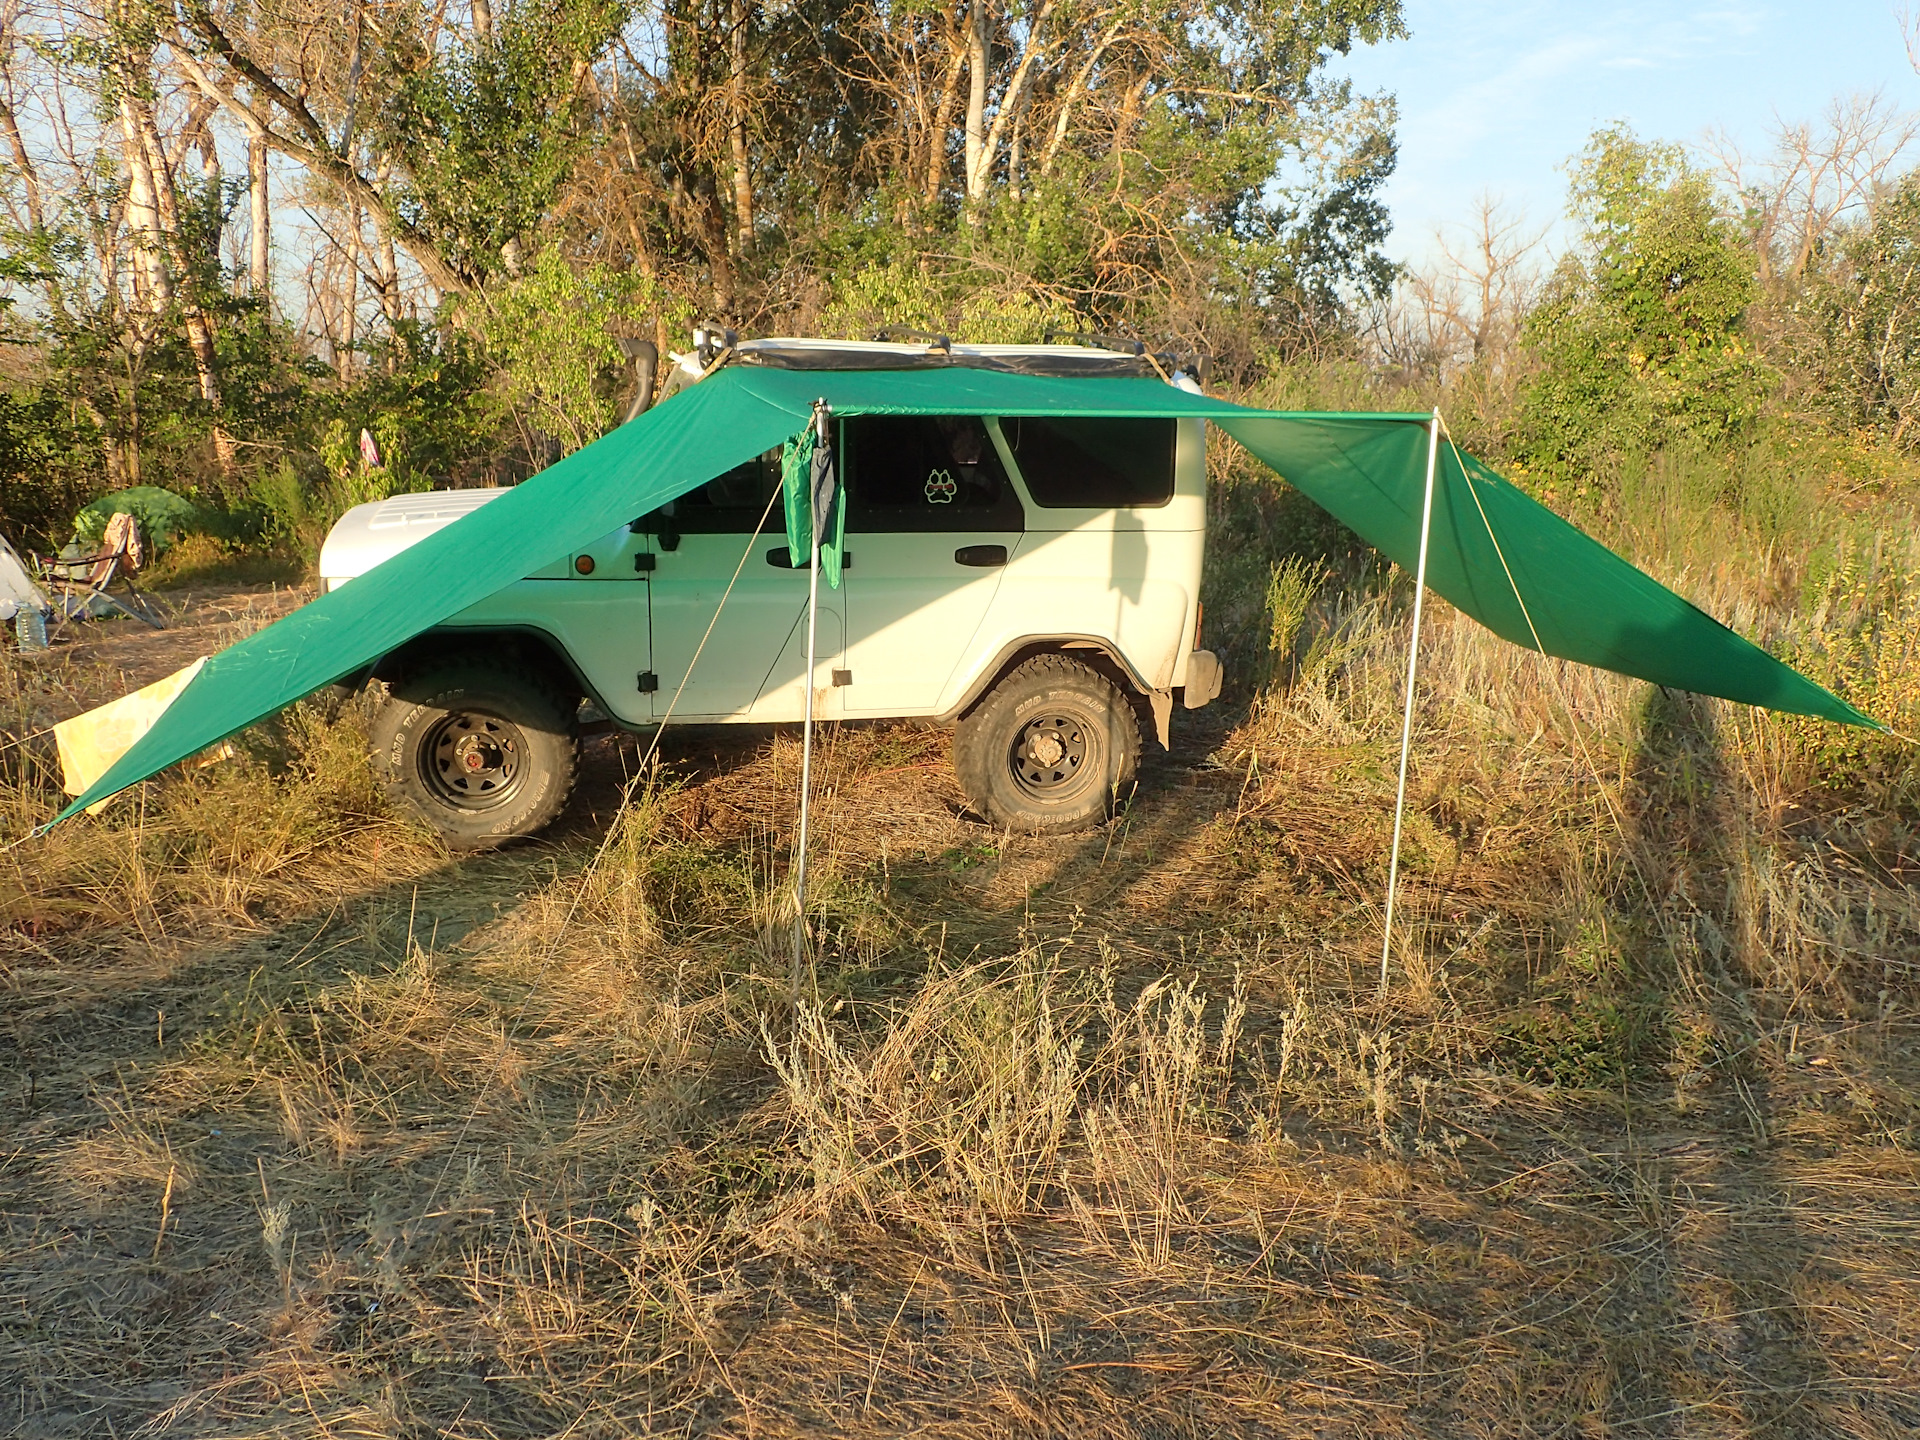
top-left (4, 437), bottom-right (1920, 1436)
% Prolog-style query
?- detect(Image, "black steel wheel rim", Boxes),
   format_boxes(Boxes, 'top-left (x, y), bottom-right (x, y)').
top-left (421, 710), bottom-right (526, 810)
top-left (1008, 710), bottom-right (1098, 802)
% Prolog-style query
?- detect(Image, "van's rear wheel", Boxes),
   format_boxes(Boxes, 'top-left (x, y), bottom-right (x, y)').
top-left (372, 658), bottom-right (579, 851)
top-left (954, 654), bottom-right (1139, 833)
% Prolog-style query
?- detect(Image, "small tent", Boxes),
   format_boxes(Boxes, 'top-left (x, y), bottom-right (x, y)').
top-left (0, 532), bottom-right (49, 624)
top-left (48, 364), bottom-right (1874, 824)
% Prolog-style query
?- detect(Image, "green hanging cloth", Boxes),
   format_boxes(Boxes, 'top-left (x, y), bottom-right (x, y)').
top-left (780, 421), bottom-right (845, 588)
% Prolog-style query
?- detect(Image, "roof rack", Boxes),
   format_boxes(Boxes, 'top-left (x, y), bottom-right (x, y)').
top-left (730, 334), bottom-right (1205, 382)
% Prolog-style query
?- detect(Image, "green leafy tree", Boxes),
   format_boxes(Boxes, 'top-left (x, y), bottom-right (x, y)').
top-left (1786, 174), bottom-right (1920, 446)
top-left (379, 0), bottom-right (629, 285)
top-left (482, 248), bottom-right (689, 456)
top-left (1518, 125), bottom-right (1770, 475)
top-left (573, 0), bottom-right (1404, 359)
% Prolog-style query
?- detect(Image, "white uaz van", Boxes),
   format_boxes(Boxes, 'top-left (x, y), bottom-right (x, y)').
top-left (319, 338), bottom-right (1224, 848)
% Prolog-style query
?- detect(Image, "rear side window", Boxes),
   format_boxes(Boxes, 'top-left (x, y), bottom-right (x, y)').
top-left (1001, 416), bottom-right (1176, 508)
top-left (843, 415), bottom-right (1023, 532)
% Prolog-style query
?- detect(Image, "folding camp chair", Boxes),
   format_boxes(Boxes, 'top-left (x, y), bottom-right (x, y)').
top-left (38, 511), bottom-right (166, 638)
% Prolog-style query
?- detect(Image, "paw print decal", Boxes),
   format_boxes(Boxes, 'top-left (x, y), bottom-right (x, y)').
top-left (924, 468), bottom-right (958, 504)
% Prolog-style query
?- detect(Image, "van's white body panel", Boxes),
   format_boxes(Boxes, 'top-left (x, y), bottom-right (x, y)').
top-left (319, 488), bottom-right (513, 590)
top-left (318, 365), bottom-right (1211, 728)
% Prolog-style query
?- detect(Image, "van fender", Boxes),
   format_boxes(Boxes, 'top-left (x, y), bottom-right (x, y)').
top-left (940, 635), bottom-right (1173, 746)
top-left (366, 625), bottom-right (616, 720)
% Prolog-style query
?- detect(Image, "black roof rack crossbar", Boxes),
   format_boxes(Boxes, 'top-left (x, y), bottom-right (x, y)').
top-left (872, 326), bottom-right (952, 352)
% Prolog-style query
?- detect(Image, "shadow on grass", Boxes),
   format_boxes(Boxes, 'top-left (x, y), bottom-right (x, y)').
top-left (1600, 685), bottom-right (1886, 1436)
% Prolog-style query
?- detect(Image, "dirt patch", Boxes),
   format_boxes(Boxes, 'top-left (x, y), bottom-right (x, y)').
top-left (10, 582), bottom-right (312, 721)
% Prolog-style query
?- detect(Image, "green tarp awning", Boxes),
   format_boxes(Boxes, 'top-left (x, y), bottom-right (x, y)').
top-left (55, 365), bottom-right (1872, 821)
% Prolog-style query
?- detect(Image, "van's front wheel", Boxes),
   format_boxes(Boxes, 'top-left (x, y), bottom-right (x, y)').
top-left (372, 658), bottom-right (579, 850)
top-left (953, 654), bottom-right (1140, 833)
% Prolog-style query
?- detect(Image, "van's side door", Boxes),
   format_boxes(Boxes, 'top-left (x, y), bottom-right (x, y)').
top-left (979, 415), bottom-right (1201, 695)
top-left (839, 415), bottom-right (1024, 715)
top-left (641, 449), bottom-right (844, 723)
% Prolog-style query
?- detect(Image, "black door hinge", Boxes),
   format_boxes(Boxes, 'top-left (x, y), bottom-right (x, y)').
top-left (634, 552), bottom-right (656, 573)
top-left (637, 671), bottom-right (659, 693)
top-left (832, 669), bottom-right (853, 687)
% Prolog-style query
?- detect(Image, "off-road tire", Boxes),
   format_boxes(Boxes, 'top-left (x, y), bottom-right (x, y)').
top-left (371, 658), bottom-right (579, 851)
top-left (954, 654), bottom-right (1140, 833)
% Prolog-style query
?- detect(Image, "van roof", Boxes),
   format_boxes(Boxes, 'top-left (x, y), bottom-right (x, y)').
top-left (732, 336), bottom-right (1194, 380)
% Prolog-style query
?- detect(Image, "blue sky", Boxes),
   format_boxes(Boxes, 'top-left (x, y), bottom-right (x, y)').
top-left (1330, 1), bottom-right (1920, 265)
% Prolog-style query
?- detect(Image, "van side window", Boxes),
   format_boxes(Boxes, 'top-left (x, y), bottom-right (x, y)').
top-left (638, 448), bottom-right (782, 534)
top-left (1002, 416), bottom-right (1176, 508)
top-left (843, 415), bottom-right (1024, 532)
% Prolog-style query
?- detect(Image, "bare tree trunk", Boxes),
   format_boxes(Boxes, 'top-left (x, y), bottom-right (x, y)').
top-left (729, 0), bottom-right (753, 251)
top-left (124, 76), bottom-right (234, 476)
top-left (343, 200), bottom-right (362, 376)
top-left (248, 121), bottom-right (270, 301)
top-left (120, 351), bottom-right (141, 487)
top-left (976, 1), bottom-right (1049, 198)
top-left (190, 97), bottom-right (220, 275)
top-left (0, 1), bottom-right (34, 231)
top-left (471, 0), bottom-right (494, 46)
top-left (117, 94), bottom-right (172, 318)
top-left (128, 87), bottom-right (220, 404)
top-left (116, 84), bottom-right (169, 484)
top-left (371, 158), bottom-right (405, 350)
top-left (1108, 73), bottom-right (1150, 168)
top-left (924, 17), bottom-right (967, 203)
top-left (376, 229), bottom-right (404, 347)
top-left (701, 178), bottom-right (735, 313)
top-left (1040, 16), bottom-right (1127, 175)
top-left (962, 0), bottom-right (990, 202)
top-left (0, 97), bottom-right (40, 232)
top-left (0, 43), bottom-right (62, 318)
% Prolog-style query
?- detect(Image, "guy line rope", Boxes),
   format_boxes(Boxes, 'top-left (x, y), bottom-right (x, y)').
top-left (1381, 411), bottom-right (1682, 994)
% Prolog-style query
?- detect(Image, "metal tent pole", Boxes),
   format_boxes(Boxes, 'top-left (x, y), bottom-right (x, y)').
top-left (1380, 407), bottom-right (1443, 993)
top-left (792, 402), bottom-right (829, 994)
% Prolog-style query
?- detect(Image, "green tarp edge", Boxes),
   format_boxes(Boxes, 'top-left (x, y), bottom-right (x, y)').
top-left (1213, 415), bottom-right (1871, 726)
top-left (54, 365), bottom-right (1872, 823)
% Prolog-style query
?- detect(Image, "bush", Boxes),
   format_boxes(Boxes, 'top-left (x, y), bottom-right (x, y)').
top-left (0, 384), bottom-right (101, 552)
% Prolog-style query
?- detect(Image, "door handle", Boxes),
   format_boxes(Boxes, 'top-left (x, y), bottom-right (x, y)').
top-left (954, 544), bottom-right (1007, 567)
top-left (768, 547), bottom-right (851, 569)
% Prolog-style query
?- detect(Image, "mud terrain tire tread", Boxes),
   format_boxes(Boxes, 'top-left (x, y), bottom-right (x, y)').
top-left (953, 653), bottom-right (1139, 834)
top-left (371, 658), bottom-right (579, 851)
